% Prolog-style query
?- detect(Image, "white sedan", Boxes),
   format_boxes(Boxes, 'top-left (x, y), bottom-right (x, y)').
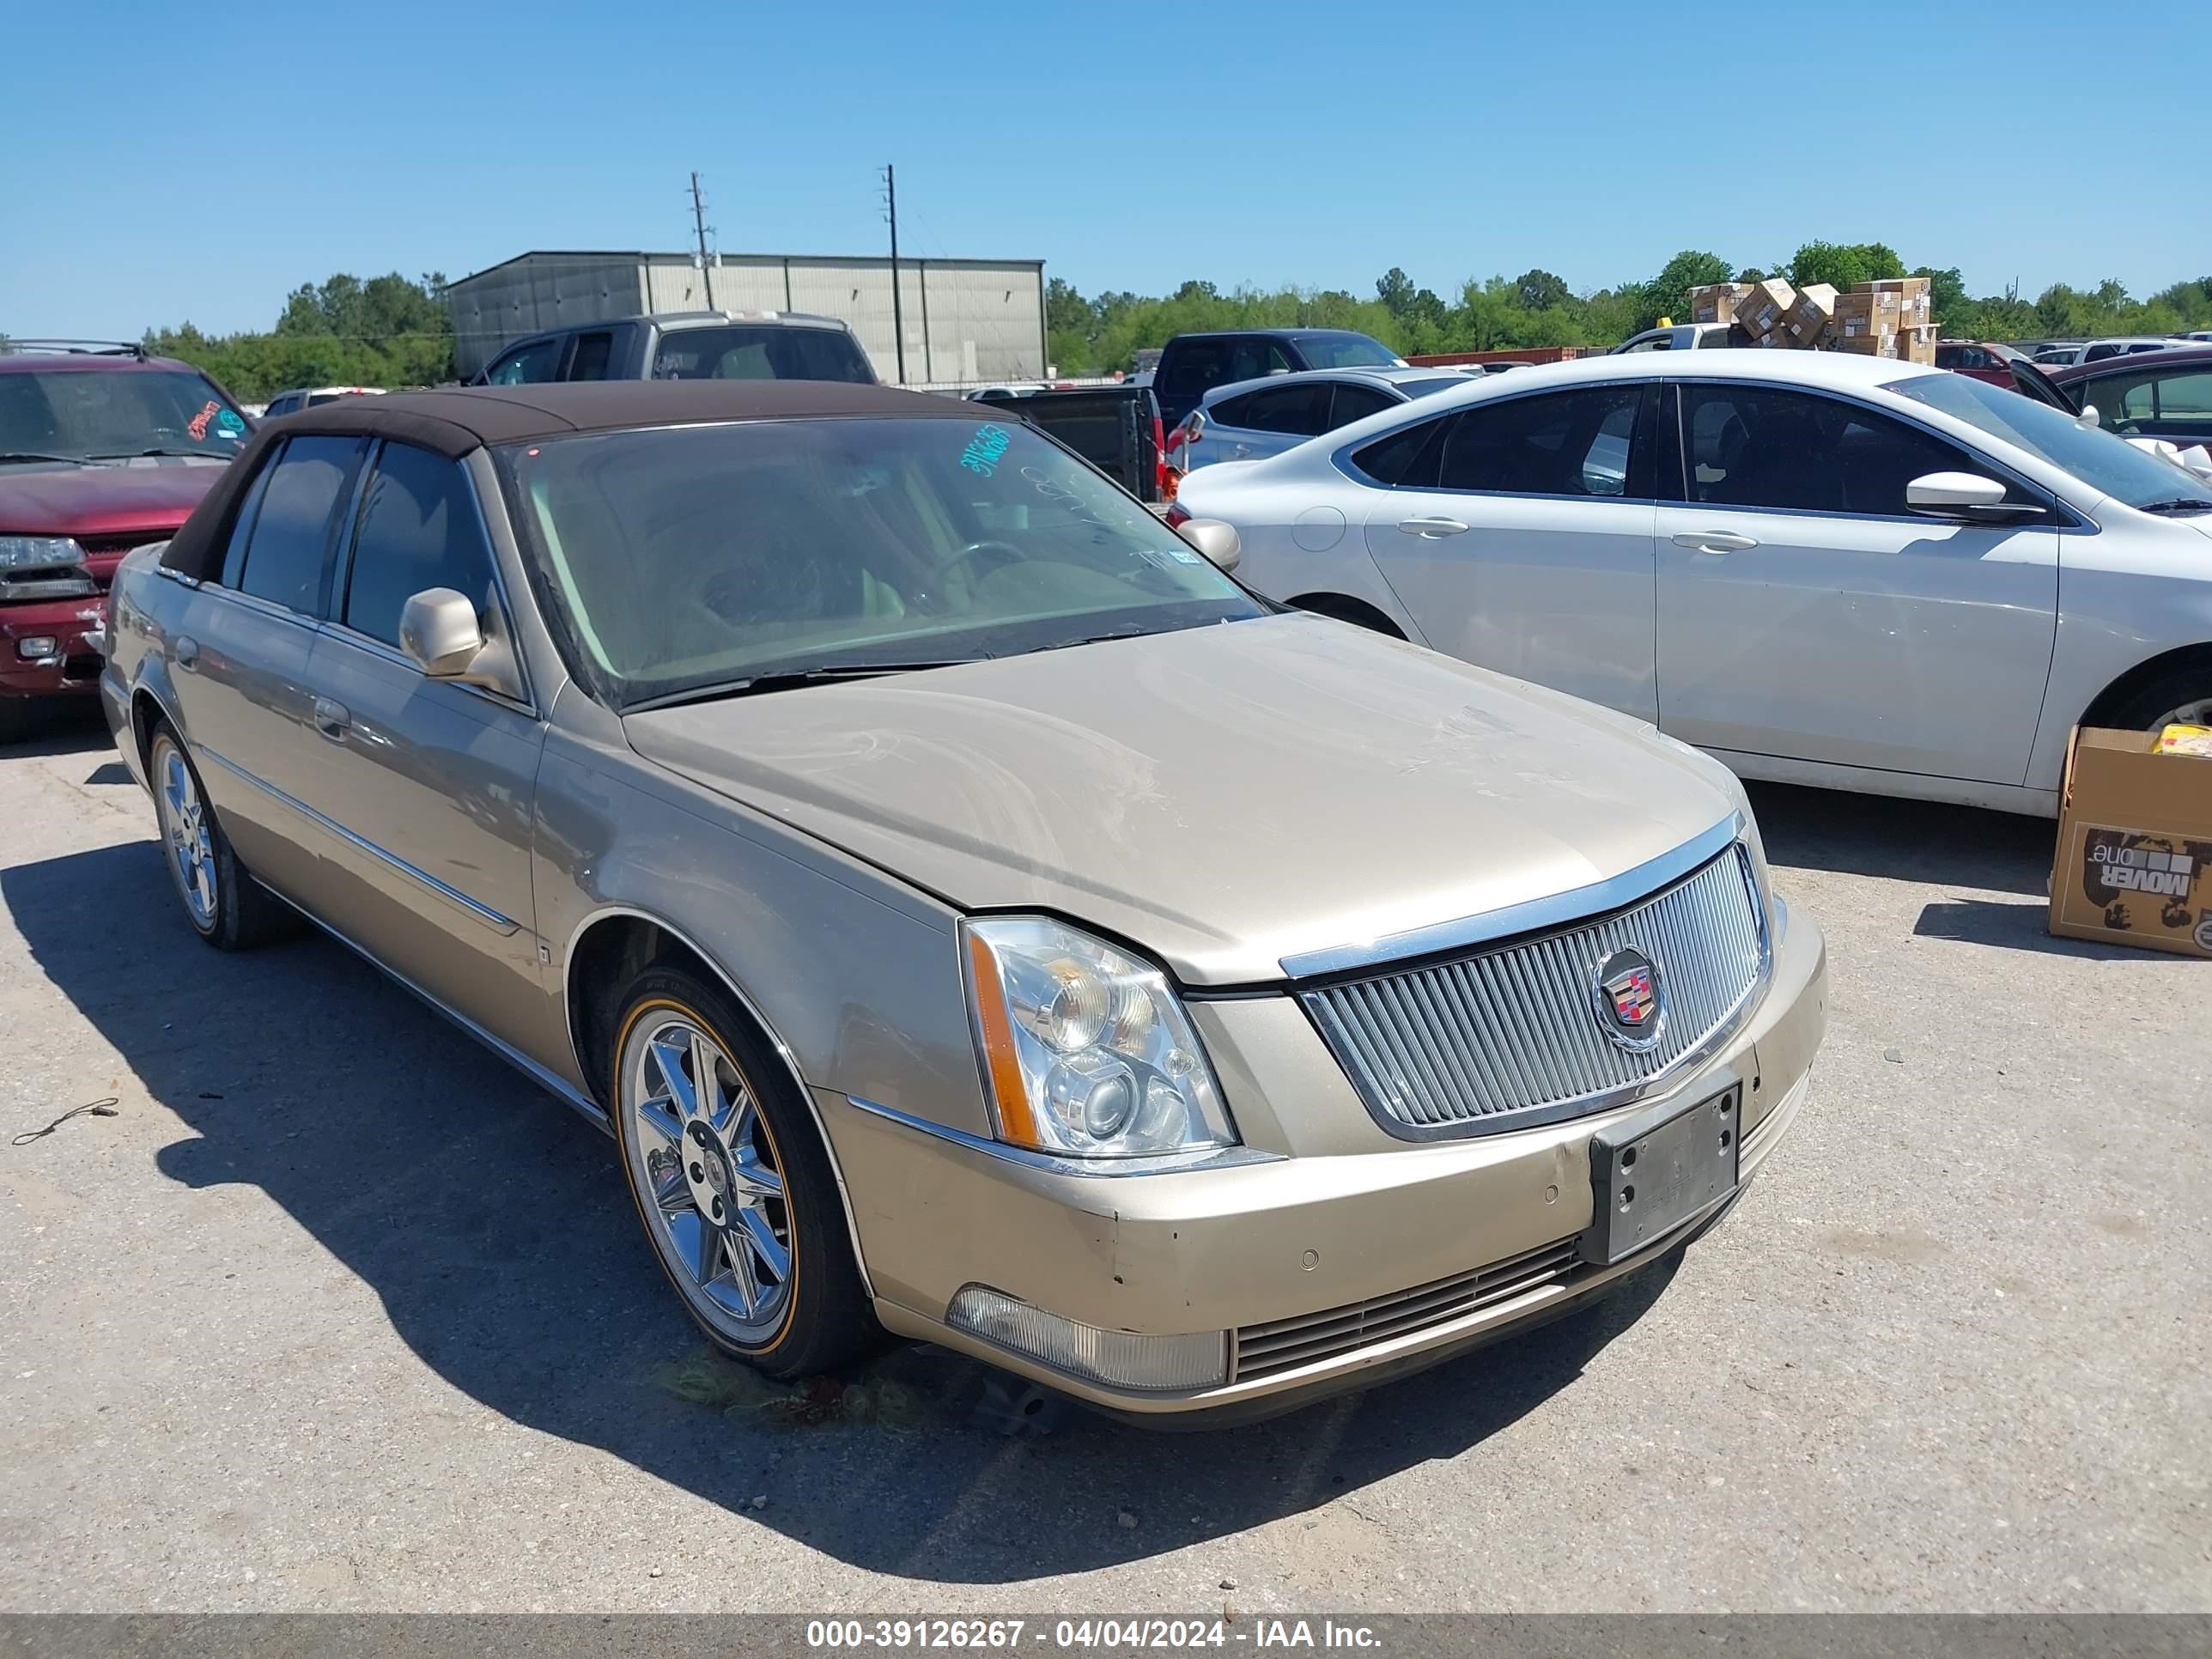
top-left (1173, 350), bottom-right (2212, 817)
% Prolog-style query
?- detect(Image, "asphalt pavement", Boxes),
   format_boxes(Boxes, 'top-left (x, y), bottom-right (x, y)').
top-left (1, 704), bottom-right (2206, 1613)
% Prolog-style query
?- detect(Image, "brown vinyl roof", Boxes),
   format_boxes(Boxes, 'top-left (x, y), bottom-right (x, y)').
top-left (257, 379), bottom-right (969, 457)
top-left (164, 380), bottom-right (970, 580)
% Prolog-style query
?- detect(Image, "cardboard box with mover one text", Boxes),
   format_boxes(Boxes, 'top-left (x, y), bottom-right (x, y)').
top-left (2049, 726), bottom-right (2212, 957)
top-left (1896, 324), bottom-right (1938, 364)
top-left (1861, 276), bottom-right (1933, 331)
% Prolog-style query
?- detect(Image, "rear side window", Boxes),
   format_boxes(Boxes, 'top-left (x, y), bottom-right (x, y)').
top-left (1352, 416), bottom-right (1450, 486)
top-left (1435, 385), bottom-right (1642, 497)
top-left (232, 435), bottom-right (367, 613)
top-left (342, 442), bottom-right (499, 648)
top-left (650, 325), bottom-right (874, 384)
top-left (1680, 385), bottom-right (1982, 515)
top-left (1328, 383), bottom-right (1398, 425)
top-left (1159, 340), bottom-right (1230, 404)
top-left (565, 331), bottom-right (615, 380)
top-left (1232, 382), bottom-right (1333, 436)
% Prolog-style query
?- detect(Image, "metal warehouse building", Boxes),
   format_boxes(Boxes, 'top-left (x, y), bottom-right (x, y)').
top-left (445, 250), bottom-right (1047, 384)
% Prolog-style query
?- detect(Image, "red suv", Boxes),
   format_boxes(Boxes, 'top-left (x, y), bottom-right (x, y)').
top-left (0, 344), bottom-right (251, 739)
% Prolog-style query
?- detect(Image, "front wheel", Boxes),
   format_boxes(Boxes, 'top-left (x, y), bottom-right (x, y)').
top-left (608, 968), bottom-right (879, 1379)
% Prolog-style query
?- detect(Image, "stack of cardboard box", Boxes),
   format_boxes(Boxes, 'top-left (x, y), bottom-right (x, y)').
top-left (1826, 276), bottom-right (1935, 361)
top-left (1684, 275), bottom-right (1936, 359)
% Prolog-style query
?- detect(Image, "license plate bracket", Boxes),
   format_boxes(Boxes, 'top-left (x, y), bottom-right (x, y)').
top-left (1581, 1075), bottom-right (1741, 1266)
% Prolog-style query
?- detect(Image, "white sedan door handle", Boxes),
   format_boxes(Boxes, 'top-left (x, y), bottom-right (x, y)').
top-left (1673, 531), bottom-right (1759, 553)
top-left (1399, 517), bottom-right (1470, 538)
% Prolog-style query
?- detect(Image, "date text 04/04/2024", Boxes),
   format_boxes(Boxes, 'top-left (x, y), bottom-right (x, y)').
top-left (803, 1620), bottom-right (1382, 1650)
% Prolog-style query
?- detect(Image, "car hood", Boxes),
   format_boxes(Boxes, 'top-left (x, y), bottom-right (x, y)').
top-left (623, 614), bottom-right (1741, 986)
top-left (0, 459), bottom-right (230, 541)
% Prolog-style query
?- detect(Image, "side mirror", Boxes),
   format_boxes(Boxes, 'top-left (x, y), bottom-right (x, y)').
top-left (1905, 471), bottom-right (2045, 524)
top-left (399, 587), bottom-right (486, 678)
top-left (2077, 403), bottom-right (2102, 428)
top-left (1183, 410), bottom-right (1208, 444)
top-left (1175, 517), bottom-right (1241, 572)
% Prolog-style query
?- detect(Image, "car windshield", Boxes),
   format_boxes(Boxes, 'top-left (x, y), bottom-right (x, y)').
top-left (0, 368), bottom-right (250, 461)
top-left (1885, 371), bottom-right (2212, 512)
top-left (1290, 333), bottom-right (1402, 368)
top-left (649, 325), bottom-right (876, 385)
top-left (496, 416), bottom-right (1264, 707)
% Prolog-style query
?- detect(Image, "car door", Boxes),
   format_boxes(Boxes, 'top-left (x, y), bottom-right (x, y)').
top-left (291, 440), bottom-right (549, 1042)
top-left (1356, 381), bottom-right (1662, 722)
top-left (1654, 380), bottom-right (2059, 785)
top-left (167, 434), bottom-right (369, 898)
top-left (2077, 364), bottom-right (2212, 447)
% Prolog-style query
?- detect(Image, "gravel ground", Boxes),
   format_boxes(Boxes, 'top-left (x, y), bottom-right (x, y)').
top-left (1, 704), bottom-right (2206, 1613)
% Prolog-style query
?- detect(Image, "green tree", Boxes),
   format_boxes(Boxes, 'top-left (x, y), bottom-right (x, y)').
top-left (1376, 267), bottom-right (1416, 319)
top-left (1911, 265), bottom-right (1969, 327)
top-left (1512, 269), bottom-right (1571, 312)
top-left (1643, 250), bottom-right (1733, 327)
top-left (146, 270), bottom-right (456, 398)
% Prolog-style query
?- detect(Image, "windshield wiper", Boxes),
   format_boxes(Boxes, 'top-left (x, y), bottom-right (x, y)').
top-left (1033, 623), bottom-right (1154, 653)
top-left (2135, 498), bottom-right (2212, 515)
top-left (629, 659), bottom-right (981, 710)
top-left (88, 447), bottom-right (226, 460)
top-left (0, 451), bottom-right (82, 465)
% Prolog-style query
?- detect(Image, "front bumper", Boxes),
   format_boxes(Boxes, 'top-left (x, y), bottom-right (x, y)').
top-left (823, 897), bottom-right (1827, 1423)
top-left (0, 594), bottom-right (107, 702)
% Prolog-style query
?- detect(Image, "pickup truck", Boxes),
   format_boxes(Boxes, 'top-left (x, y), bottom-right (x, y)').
top-left (471, 311), bottom-right (878, 387)
top-left (967, 384), bottom-right (1169, 503)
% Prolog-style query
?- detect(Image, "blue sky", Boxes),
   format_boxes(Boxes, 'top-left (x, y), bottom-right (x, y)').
top-left (6, 1), bottom-right (2206, 340)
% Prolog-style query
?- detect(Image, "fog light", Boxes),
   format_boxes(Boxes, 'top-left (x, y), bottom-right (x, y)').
top-left (17, 637), bottom-right (58, 659)
top-left (947, 1285), bottom-right (1227, 1392)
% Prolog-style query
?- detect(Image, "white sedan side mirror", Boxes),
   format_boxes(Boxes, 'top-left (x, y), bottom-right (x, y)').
top-left (2076, 403), bottom-right (2102, 428)
top-left (1905, 471), bottom-right (2045, 524)
top-left (1174, 517), bottom-right (1242, 572)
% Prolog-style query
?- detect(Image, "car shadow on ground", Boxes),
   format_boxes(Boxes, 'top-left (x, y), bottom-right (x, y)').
top-left (3, 839), bottom-right (1674, 1583)
top-left (3, 698), bottom-right (113, 762)
top-left (1746, 780), bottom-right (2057, 896)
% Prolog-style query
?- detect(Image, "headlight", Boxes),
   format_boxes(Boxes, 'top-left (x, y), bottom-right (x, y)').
top-left (0, 537), bottom-right (95, 600)
top-left (962, 916), bottom-right (1237, 1158)
top-left (0, 536), bottom-right (88, 571)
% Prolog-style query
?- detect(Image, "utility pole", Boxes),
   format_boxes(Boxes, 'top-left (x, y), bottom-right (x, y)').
top-left (881, 163), bottom-right (906, 383)
top-left (690, 171), bottom-right (718, 311)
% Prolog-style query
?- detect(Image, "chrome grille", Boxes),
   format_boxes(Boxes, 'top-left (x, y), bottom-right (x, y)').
top-left (1301, 845), bottom-right (1765, 1138)
top-left (1234, 1238), bottom-right (1581, 1382)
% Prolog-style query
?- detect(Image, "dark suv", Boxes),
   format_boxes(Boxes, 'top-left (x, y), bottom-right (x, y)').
top-left (1152, 329), bottom-right (1405, 429)
top-left (474, 312), bottom-right (878, 387)
top-left (0, 343), bottom-right (250, 740)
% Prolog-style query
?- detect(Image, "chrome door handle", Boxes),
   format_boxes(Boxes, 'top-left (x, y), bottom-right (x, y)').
top-left (312, 697), bottom-right (351, 740)
top-left (1672, 531), bottom-right (1759, 553)
top-left (173, 635), bottom-right (198, 670)
top-left (1399, 517), bottom-right (1470, 538)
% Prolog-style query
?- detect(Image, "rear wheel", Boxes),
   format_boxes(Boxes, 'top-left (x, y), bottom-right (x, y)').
top-left (147, 725), bottom-right (296, 950)
top-left (2107, 666), bottom-right (2212, 733)
top-left (1291, 593), bottom-right (1406, 639)
top-left (609, 967), bottom-right (878, 1379)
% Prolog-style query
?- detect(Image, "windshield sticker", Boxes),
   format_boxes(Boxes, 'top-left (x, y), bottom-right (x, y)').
top-left (960, 423), bottom-right (1013, 476)
top-left (215, 408), bottom-right (247, 439)
top-left (185, 400), bottom-right (222, 441)
top-left (1138, 544), bottom-right (1202, 568)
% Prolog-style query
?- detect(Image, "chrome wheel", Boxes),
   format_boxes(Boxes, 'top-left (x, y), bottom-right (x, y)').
top-left (2148, 695), bottom-right (2212, 729)
top-left (621, 1011), bottom-right (793, 1343)
top-left (155, 742), bottom-right (217, 928)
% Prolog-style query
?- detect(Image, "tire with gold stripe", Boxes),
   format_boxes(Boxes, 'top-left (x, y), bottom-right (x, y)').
top-left (609, 968), bottom-right (876, 1377)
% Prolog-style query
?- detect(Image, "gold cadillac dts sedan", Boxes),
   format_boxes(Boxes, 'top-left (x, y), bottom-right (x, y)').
top-left (101, 380), bottom-right (1826, 1424)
